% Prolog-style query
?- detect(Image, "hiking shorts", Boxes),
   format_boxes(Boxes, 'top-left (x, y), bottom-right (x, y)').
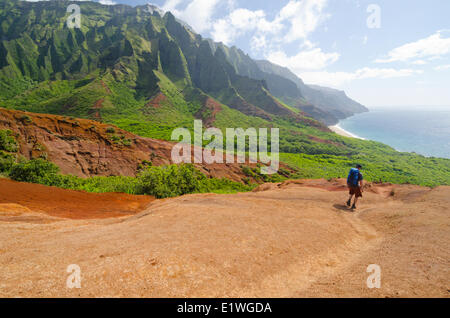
top-left (348, 185), bottom-right (362, 198)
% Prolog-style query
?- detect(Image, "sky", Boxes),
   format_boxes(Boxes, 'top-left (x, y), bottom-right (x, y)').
top-left (28, 0), bottom-right (450, 108)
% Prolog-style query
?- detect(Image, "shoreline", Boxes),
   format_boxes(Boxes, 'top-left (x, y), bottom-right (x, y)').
top-left (329, 124), bottom-right (365, 139)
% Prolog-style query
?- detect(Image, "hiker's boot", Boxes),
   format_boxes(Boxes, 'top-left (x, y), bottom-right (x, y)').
top-left (346, 199), bottom-right (351, 207)
top-left (351, 204), bottom-right (356, 210)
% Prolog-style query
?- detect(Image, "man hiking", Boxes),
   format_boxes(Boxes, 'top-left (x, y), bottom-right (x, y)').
top-left (346, 164), bottom-right (363, 210)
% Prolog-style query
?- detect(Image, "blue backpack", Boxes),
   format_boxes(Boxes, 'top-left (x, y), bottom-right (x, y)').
top-left (347, 168), bottom-right (360, 186)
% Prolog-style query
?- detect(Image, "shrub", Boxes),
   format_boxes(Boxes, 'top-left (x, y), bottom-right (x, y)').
top-left (137, 164), bottom-right (203, 198)
top-left (136, 164), bottom-right (255, 198)
top-left (9, 158), bottom-right (60, 184)
top-left (51, 174), bottom-right (84, 189)
top-left (0, 130), bottom-right (18, 153)
top-left (106, 127), bottom-right (116, 134)
top-left (0, 151), bottom-right (16, 174)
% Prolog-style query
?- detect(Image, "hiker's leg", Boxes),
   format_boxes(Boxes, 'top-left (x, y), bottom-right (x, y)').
top-left (347, 194), bottom-right (353, 206)
top-left (354, 196), bottom-right (359, 206)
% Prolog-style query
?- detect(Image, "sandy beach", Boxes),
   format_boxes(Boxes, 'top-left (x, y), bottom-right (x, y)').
top-left (329, 125), bottom-right (364, 139)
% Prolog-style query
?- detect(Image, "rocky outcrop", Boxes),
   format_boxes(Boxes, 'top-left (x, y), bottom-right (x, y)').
top-left (0, 108), bottom-right (256, 181)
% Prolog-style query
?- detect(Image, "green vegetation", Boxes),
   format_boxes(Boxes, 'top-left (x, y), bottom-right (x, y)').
top-left (281, 150), bottom-right (450, 187)
top-left (9, 158), bottom-right (59, 184)
top-left (0, 129), bottom-right (254, 198)
top-left (137, 164), bottom-right (253, 198)
top-left (241, 165), bottom-right (286, 184)
top-left (0, 0), bottom-right (448, 192)
top-left (4, 155), bottom-right (253, 198)
top-left (0, 129), bottom-right (19, 176)
top-left (0, 129), bottom-right (18, 153)
top-left (0, 151), bottom-right (16, 174)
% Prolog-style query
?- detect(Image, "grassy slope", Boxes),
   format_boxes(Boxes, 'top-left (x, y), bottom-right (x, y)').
top-left (1, 73), bottom-right (450, 187)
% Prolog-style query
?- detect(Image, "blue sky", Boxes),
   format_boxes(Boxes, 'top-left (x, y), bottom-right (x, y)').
top-left (34, 1), bottom-right (450, 107)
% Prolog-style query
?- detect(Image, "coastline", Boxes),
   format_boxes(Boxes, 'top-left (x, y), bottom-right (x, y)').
top-left (329, 124), bottom-right (365, 139)
top-left (329, 108), bottom-right (450, 158)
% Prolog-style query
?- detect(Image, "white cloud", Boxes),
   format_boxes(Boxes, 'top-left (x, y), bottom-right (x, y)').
top-left (301, 39), bottom-right (316, 50)
top-left (162, 0), bottom-right (221, 33)
top-left (300, 68), bottom-right (423, 87)
top-left (278, 0), bottom-right (329, 43)
top-left (211, 19), bottom-right (235, 44)
top-left (375, 31), bottom-right (450, 63)
top-left (162, 0), bottom-right (183, 12)
top-left (251, 35), bottom-right (268, 52)
top-left (267, 48), bottom-right (340, 71)
top-left (205, 0), bottom-right (420, 89)
top-left (98, 0), bottom-right (116, 4)
top-left (211, 8), bottom-right (283, 45)
top-left (411, 60), bottom-right (427, 65)
top-left (434, 64), bottom-right (450, 71)
top-left (210, 0), bottom-right (328, 48)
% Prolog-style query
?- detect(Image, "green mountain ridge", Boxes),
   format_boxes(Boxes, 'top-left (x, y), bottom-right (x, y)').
top-left (0, 0), bottom-right (448, 187)
top-left (0, 1), bottom-right (306, 120)
top-left (204, 35), bottom-right (369, 125)
top-left (254, 60), bottom-right (369, 124)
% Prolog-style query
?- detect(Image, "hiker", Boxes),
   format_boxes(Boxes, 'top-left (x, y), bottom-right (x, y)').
top-left (346, 164), bottom-right (363, 210)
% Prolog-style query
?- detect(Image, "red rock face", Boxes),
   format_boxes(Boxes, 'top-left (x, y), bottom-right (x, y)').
top-left (195, 96), bottom-right (222, 127)
top-left (0, 108), bottom-right (258, 181)
top-left (144, 92), bottom-right (168, 109)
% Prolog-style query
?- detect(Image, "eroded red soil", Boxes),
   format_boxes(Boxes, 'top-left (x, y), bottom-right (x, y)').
top-left (0, 178), bottom-right (447, 297)
top-left (0, 107), bottom-right (261, 181)
top-left (0, 178), bottom-right (153, 220)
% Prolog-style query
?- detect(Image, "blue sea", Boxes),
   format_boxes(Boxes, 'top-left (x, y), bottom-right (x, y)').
top-left (338, 106), bottom-right (450, 159)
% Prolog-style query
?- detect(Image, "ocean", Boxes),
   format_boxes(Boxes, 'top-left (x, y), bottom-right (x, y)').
top-left (337, 106), bottom-right (450, 159)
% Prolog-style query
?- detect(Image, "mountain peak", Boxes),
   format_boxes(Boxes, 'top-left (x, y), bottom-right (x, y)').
top-left (146, 3), bottom-right (164, 15)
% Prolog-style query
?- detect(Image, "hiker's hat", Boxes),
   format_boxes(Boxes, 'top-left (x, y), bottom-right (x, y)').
top-left (356, 164), bottom-right (362, 169)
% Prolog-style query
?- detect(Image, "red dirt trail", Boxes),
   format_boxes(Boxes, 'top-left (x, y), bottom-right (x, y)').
top-left (0, 178), bottom-right (448, 297)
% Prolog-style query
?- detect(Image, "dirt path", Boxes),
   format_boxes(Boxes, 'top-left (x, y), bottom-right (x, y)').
top-left (300, 185), bottom-right (450, 297)
top-left (0, 179), bottom-right (448, 297)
